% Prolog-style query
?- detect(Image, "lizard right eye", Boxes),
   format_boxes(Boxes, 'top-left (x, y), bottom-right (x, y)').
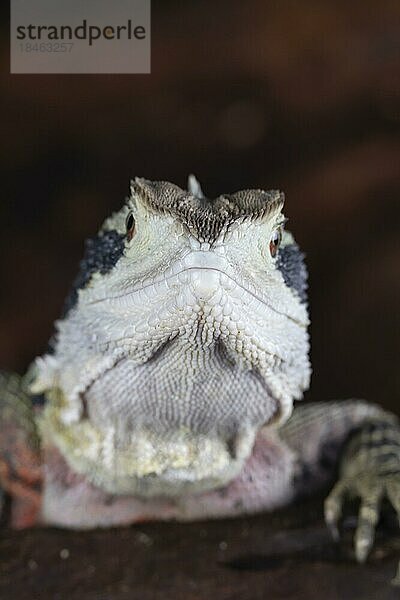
top-left (269, 227), bottom-right (282, 258)
top-left (126, 212), bottom-right (136, 241)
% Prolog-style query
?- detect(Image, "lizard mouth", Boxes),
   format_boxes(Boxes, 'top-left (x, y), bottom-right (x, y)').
top-left (87, 252), bottom-right (308, 328)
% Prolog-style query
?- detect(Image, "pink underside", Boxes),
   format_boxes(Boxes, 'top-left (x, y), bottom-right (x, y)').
top-left (40, 430), bottom-right (296, 529)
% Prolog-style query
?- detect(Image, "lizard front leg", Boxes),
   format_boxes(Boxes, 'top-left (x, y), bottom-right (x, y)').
top-left (280, 400), bottom-right (400, 580)
top-left (324, 417), bottom-right (400, 579)
top-left (0, 372), bottom-right (42, 528)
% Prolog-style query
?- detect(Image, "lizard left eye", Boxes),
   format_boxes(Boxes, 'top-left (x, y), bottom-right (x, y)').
top-left (269, 228), bottom-right (282, 258)
top-left (126, 212), bottom-right (136, 241)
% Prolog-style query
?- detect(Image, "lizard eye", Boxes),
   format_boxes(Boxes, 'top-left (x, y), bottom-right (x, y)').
top-left (126, 212), bottom-right (136, 241)
top-left (269, 228), bottom-right (282, 258)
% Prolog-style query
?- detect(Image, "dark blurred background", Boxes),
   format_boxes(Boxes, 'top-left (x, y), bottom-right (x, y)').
top-left (0, 0), bottom-right (399, 412)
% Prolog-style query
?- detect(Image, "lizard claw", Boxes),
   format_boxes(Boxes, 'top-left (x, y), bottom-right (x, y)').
top-left (353, 484), bottom-right (382, 563)
top-left (324, 481), bottom-right (346, 541)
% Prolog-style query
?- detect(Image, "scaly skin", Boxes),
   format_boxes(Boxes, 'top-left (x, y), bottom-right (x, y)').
top-left (1, 177), bottom-right (399, 581)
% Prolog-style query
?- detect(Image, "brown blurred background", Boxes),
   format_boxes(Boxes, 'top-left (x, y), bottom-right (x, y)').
top-left (0, 0), bottom-right (399, 412)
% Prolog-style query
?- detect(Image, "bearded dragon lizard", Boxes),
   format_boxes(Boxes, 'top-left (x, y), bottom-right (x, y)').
top-left (1, 177), bottom-right (399, 579)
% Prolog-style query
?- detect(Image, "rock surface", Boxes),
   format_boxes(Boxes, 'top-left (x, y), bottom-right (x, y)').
top-left (1, 496), bottom-right (399, 599)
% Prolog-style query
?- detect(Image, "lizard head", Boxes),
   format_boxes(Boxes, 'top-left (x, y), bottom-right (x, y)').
top-left (33, 177), bottom-right (310, 452)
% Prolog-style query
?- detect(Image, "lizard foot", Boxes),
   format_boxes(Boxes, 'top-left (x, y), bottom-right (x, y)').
top-left (324, 419), bottom-right (400, 583)
top-left (0, 372), bottom-right (42, 528)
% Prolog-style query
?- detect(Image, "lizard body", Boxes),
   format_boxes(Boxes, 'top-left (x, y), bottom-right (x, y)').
top-left (1, 177), bottom-right (399, 579)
